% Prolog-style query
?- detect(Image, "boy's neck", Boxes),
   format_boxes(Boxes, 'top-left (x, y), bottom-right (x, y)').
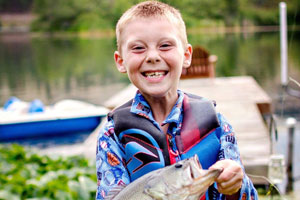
top-left (143, 92), bottom-right (179, 126)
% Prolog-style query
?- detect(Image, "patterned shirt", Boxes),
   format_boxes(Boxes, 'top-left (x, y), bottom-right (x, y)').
top-left (96, 90), bottom-right (258, 199)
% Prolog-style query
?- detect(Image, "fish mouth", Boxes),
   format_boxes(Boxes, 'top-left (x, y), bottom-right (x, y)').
top-left (187, 155), bottom-right (223, 195)
top-left (189, 155), bottom-right (203, 180)
top-left (192, 155), bottom-right (202, 170)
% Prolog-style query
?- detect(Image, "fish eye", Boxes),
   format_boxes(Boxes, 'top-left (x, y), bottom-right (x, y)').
top-left (175, 163), bottom-right (183, 168)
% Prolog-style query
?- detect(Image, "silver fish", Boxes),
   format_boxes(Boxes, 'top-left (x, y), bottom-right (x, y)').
top-left (105, 155), bottom-right (222, 200)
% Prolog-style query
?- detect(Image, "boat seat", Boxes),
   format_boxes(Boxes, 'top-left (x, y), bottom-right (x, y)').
top-left (181, 46), bottom-right (217, 79)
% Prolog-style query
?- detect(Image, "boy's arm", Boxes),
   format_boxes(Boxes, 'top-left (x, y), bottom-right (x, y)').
top-left (96, 119), bottom-right (130, 200)
top-left (213, 113), bottom-right (258, 200)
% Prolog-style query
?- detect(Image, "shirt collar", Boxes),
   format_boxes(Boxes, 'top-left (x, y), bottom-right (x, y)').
top-left (130, 90), bottom-right (184, 126)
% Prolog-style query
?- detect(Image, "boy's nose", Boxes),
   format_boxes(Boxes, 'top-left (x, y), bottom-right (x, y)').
top-left (146, 58), bottom-right (160, 64)
top-left (146, 50), bottom-right (161, 64)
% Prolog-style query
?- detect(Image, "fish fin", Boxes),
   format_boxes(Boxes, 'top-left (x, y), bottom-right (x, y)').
top-left (104, 185), bottom-right (126, 200)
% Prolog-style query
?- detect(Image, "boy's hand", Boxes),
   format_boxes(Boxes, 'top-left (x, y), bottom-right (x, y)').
top-left (209, 159), bottom-right (243, 195)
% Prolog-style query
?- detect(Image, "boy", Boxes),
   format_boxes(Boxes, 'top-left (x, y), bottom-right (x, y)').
top-left (96, 1), bottom-right (258, 199)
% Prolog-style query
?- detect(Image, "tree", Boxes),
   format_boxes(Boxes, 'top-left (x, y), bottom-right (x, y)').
top-left (0, 0), bottom-right (33, 13)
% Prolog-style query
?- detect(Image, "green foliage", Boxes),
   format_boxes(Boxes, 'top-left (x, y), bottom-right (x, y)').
top-left (239, 0), bottom-right (280, 25)
top-left (30, 0), bottom-right (300, 32)
top-left (0, 144), bottom-right (97, 200)
top-left (71, 13), bottom-right (111, 31)
top-left (32, 0), bottom-right (99, 31)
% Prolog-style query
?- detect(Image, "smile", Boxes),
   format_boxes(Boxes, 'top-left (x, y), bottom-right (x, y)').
top-left (143, 71), bottom-right (167, 78)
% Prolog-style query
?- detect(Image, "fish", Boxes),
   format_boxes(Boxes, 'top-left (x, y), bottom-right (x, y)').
top-left (104, 155), bottom-right (223, 200)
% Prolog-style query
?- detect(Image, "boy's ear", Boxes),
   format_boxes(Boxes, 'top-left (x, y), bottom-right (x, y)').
top-left (114, 51), bottom-right (127, 73)
top-left (183, 44), bottom-right (193, 68)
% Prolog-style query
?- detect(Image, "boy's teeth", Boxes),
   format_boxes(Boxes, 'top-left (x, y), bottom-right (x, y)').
top-left (145, 72), bottom-right (165, 78)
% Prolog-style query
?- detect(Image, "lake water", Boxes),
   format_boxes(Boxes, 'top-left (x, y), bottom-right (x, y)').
top-left (1, 31), bottom-right (300, 119)
top-left (1, 30), bottom-right (300, 194)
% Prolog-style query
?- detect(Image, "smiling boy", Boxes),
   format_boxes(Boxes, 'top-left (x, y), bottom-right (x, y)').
top-left (96, 1), bottom-right (258, 199)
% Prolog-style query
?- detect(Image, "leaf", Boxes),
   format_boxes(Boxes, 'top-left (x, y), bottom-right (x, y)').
top-left (54, 191), bottom-right (72, 200)
top-left (0, 190), bottom-right (20, 200)
top-left (71, 176), bottom-right (95, 200)
top-left (0, 144), bottom-right (97, 200)
top-left (68, 180), bottom-right (81, 199)
top-left (78, 176), bottom-right (97, 192)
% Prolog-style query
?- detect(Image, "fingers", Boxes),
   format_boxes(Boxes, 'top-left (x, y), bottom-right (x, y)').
top-left (216, 163), bottom-right (243, 183)
top-left (217, 173), bottom-right (243, 195)
top-left (209, 160), bottom-right (244, 195)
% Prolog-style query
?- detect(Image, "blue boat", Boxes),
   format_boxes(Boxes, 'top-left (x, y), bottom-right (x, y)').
top-left (0, 98), bottom-right (109, 141)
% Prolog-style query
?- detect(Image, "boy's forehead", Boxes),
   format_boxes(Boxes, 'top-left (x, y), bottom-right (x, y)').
top-left (117, 17), bottom-right (187, 52)
top-left (121, 17), bottom-right (181, 39)
top-left (126, 16), bottom-right (174, 29)
top-left (125, 15), bottom-right (173, 29)
top-left (120, 17), bottom-right (183, 46)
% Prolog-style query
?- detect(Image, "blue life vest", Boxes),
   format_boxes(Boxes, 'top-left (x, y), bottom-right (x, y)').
top-left (108, 93), bottom-right (221, 181)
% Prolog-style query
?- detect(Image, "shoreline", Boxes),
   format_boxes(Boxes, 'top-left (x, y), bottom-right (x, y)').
top-left (1, 13), bottom-right (300, 38)
top-left (1, 25), bottom-right (300, 39)
top-left (1, 12), bottom-right (300, 39)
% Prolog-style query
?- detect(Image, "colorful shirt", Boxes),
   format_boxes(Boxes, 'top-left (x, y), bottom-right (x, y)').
top-left (96, 90), bottom-right (258, 199)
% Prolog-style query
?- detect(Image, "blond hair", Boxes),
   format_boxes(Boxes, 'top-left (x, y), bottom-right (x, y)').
top-left (116, 1), bottom-right (188, 53)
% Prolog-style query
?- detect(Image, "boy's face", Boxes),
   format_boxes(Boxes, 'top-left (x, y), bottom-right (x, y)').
top-left (114, 17), bottom-right (192, 99)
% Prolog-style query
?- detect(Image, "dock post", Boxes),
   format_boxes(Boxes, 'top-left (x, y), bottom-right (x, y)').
top-left (279, 2), bottom-right (288, 87)
top-left (286, 117), bottom-right (296, 193)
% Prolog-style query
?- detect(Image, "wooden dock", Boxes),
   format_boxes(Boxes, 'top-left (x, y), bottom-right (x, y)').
top-left (104, 76), bottom-right (272, 184)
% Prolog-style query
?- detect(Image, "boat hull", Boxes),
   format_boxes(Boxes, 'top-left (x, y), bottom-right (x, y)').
top-left (0, 116), bottom-right (102, 141)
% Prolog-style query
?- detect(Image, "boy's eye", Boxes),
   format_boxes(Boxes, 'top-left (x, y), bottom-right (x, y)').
top-left (160, 43), bottom-right (172, 50)
top-left (133, 46), bottom-right (143, 50)
top-left (161, 44), bottom-right (170, 47)
top-left (132, 46), bottom-right (145, 52)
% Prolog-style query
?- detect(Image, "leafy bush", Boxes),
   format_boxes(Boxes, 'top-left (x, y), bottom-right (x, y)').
top-left (0, 144), bottom-right (97, 200)
top-left (30, 0), bottom-right (300, 32)
top-left (71, 13), bottom-right (112, 31)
